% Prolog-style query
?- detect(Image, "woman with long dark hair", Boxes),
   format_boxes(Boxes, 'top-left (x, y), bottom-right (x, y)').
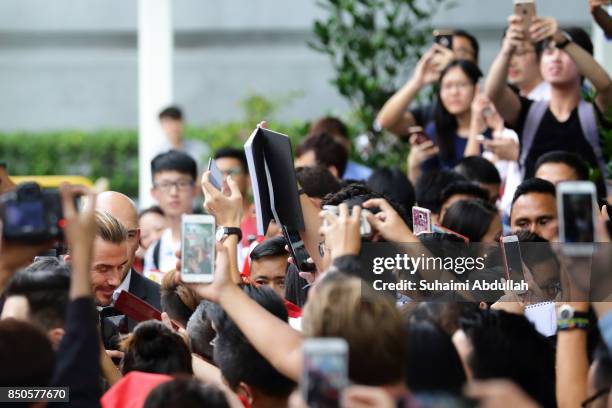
top-left (429, 60), bottom-right (484, 169)
top-left (378, 51), bottom-right (485, 184)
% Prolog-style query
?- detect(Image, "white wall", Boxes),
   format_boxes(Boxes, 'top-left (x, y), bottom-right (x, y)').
top-left (0, 0), bottom-right (593, 131)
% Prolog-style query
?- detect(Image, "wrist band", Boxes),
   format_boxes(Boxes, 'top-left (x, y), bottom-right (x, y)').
top-left (557, 317), bottom-right (589, 331)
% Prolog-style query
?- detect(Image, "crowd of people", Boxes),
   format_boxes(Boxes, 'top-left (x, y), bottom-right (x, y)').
top-left (2, 2), bottom-right (612, 407)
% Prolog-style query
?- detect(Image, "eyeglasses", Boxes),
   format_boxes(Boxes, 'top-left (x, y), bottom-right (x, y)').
top-left (220, 167), bottom-right (243, 176)
top-left (154, 180), bottom-right (195, 192)
top-left (581, 387), bottom-right (610, 407)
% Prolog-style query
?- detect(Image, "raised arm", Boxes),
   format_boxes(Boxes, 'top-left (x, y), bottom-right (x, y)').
top-left (376, 45), bottom-right (448, 135)
top-left (531, 17), bottom-right (612, 113)
top-left (201, 171), bottom-right (244, 283)
top-left (184, 245), bottom-right (303, 383)
top-left (555, 302), bottom-right (590, 408)
top-left (590, 0), bottom-right (612, 37)
top-left (484, 16), bottom-right (523, 127)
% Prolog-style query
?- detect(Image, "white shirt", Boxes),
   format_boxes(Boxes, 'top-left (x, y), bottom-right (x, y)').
top-left (143, 228), bottom-right (179, 276)
top-left (113, 269), bottom-right (132, 301)
top-left (526, 81), bottom-right (551, 102)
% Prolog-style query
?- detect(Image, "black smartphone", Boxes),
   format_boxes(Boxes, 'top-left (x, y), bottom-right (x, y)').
top-left (433, 29), bottom-right (453, 49)
top-left (281, 225), bottom-right (315, 272)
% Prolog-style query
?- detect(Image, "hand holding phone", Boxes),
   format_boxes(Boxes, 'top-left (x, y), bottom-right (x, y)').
top-left (181, 214), bottom-right (216, 283)
top-left (513, 0), bottom-right (536, 41)
top-left (301, 338), bottom-right (348, 408)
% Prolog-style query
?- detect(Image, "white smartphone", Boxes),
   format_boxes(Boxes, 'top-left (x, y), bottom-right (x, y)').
top-left (557, 181), bottom-right (597, 256)
top-left (301, 338), bottom-right (349, 408)
top-left (180, 214), bottom-right (216, 283)
top-left (500, 235), bottom-right (524, 282)
top-left (412, 206), bottom-right (432, 235)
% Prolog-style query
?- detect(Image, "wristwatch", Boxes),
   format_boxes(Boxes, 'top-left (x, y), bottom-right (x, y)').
top-left (557, 304), bottom-right (589, 331)
top-left (216, 227), bottom-right (242, 243)
top-left (555, 31), bottom-right (572, 50)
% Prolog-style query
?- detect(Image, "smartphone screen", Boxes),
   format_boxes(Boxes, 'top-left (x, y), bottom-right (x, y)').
top-left (501, 236), bottom-right (524, 281)
top-left (302, 338), bottom-right (348, 408)
top-left (562, 192), bottom-right (595, 243)
top-left (412, 206), bottom-right (432, 235)
top-left (181, 215), bottom-right (215, 282)
top-left (207, 158), bottom-right (223, 190)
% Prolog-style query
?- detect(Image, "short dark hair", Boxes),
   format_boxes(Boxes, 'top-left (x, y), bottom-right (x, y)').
top-left (415, 170), bottom-right (467, 214)
top-left (511, 178), bottom-right (556, 207)
top-left (459, 309), bottom-right (556, 408)
top-left (0, 319), bottom-right (55, 387)
top-left (5, 258), bottom-right (71, 332)
top-left (454, 29), bottom-right (480, 61)
top-left (144, 378), bottom-right (230, 408)
top-left (151, 150), bottom-right (197, 182)
top-left (210, 285), bottom-right (296, 397)
top-left (404, 319), bottom-right (466, 394)
top-left (441, 199), bottom-right (499, 242)
top-left (250, 236), bottom-right (287, 261)
top-left (321, 182), bottom-right (410, 226)
top-left (366, 167), bottom-right (416, 213)
top-left (139, 205), bottom-right (165, 220)
top-left (535, 150), bottom-right (590, 181)
top-left (309, 116), bottom-right (349, 139)
top-left (296, 133), bottom-right (349, 177)
top-left (295, 165), bottom-right (341, 199)
top-left (121, 320), bottom-right (193, 376)
top-left (441, 181), bottom-right (490, 206)
top-left (159, 106), bottom-right (183, 121)
top-left (214, 147), bottom-right (249, 174)
top-left (186, 301), bottom-right (216, 361)
top-left (454, 156), bottom-right (501, 185)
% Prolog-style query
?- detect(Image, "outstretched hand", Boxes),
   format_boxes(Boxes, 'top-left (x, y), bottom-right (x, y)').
top-left (201, 171), bottom-right (243, 227)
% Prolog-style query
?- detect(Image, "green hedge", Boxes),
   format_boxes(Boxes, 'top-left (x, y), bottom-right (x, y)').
top-left (0, 120), bottom-right (309, 198)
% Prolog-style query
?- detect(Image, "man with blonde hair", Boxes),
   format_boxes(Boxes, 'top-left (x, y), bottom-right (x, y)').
top-left (67, 211), bottom-right (128, 306)
top-left (96, 191), bottom-right (161, 310)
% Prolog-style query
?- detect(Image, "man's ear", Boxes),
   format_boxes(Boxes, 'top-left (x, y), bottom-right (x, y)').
top-left (47, 328), bottom-right (65, 350)
top-left (328, 166), bottom-right (339, 178)
top-left (236, 382), bottom-right (254, 405)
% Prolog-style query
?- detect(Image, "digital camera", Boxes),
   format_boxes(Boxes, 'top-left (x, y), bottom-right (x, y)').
top-left (0, 182), bottom-right (65, 243)
top-left (322, 205), bottom-right (372, 238)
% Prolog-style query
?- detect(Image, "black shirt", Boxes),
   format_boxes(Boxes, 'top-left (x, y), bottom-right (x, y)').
top-left (512, 96), bottom-right (599, 179)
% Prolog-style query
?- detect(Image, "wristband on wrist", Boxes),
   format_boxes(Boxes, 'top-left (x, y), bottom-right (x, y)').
top-left (555, 31), bottom-right (572, 49)
top-left (557, 317), bottom-right (590, 331)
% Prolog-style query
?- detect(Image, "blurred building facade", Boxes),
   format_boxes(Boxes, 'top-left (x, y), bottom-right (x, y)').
top-left (0, 0), bottom-right (593, 131)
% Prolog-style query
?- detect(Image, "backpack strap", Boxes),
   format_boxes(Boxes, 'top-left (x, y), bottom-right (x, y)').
top-left (577, 100), bottom-right (610, 194)
top-left (519, 100), bottom-right (549, 178)
top-left (152, 239), bottom-right (161, 271)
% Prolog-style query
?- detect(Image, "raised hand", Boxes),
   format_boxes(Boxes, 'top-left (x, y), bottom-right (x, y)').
top-left (201, 171), bottom-right (243, 228)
